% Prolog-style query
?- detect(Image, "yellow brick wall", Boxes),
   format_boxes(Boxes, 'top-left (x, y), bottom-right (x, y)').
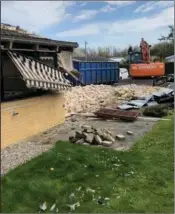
top-left (1, 93), bottom-right (65, 149)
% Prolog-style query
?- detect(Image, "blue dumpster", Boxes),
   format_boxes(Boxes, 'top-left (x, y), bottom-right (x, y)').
top-left (72, 61), bottom-right (120, 85)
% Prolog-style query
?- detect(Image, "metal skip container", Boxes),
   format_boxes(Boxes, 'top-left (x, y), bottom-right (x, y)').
top-left (72, 61), bottom-right (120, 85)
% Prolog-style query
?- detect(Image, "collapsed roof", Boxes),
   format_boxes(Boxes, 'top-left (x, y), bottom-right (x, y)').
top-left (1, 24), bottom-right (81, 92)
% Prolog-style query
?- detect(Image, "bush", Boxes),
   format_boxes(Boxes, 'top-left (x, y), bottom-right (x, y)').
top-left (143, 104), bottom-right (170, 117)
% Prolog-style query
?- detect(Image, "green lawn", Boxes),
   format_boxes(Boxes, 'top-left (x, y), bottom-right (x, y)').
top-left (2, 116), bottom-right (174, 213)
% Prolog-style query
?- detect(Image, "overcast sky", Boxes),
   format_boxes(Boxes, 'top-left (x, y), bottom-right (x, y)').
top-left (1, 1), bottom-right (174, 49)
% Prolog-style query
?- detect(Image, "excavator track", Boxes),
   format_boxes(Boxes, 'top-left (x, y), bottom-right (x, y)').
top-left (118, 76), bottom-right (167, 87)
top-left (153, 76), bottom-right (167, 86)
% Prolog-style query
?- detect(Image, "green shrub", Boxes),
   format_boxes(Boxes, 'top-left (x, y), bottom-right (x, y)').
top-left (143, 104), bottom-right (170, 117)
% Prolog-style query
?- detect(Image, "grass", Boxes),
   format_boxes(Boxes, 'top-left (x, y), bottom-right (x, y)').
top-left (2, 116), bottom-right (174, 213)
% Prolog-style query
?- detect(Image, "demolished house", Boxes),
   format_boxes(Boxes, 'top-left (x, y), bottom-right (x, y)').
top-left (1, 24), bottom-right (78, 148)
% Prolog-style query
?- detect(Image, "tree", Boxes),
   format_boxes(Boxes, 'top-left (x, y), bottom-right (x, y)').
top-left (150, 42), bottom-right (174, 59)
top-left (158, 25), bottom-right (174, 42)
top-left (73, 26), bottom-right (174, 60)
top-left (152, 25), bottom-right (174, 60)
top-left (73, 48), bottom-right (86, 57)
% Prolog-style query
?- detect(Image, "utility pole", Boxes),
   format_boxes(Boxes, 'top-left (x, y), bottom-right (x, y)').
top-left (85, 41), bottom-right (88, 61)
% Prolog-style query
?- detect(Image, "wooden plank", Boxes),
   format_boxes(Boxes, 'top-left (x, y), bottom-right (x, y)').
top-left (95, 108), bottom-right (140, 121)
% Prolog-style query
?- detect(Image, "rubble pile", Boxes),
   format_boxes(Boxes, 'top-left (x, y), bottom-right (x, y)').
top-left (64, 85), bottom-right (116, 114)
top-left (64, 84), bottom-right (164, 114)
top-left (113, 85), bottom-right (162, 100)
top-left (69, 125), bottom-right (122, 147)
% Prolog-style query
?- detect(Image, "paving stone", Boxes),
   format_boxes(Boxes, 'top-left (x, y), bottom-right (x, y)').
top-left (116, 134), bottom-right (125, 140)
top-left (93, 135), bottom-right (102, 145)
top-left (105, 134), bottom-right (115, 143)
top-left (96, 129), bottom-right (103, 136)
top-left (126, 131), bottom-right (133, 135)
top-left (81, 125), bottom-right (92, 129)
top-left (75, 139), bottom-right (84, 144)
top-left (85, 129), bottom-right (93, 133)
top-left (75, 131), bottom-right (84, 139)
top-left (69, 136), bottom-right (76, 143)
top-left (104, 129), bottom-right (112, 136)
top-left (84, 133), bottom-right (94, 144)
top-left (101, 133), bottom-right (109, 141)
top-left (102, 141), bottom-right (113, 147)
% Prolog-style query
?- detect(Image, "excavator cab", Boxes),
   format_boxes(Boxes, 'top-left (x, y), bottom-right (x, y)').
top-left (128, 46), bottom-right (145, 64)
top-left (129, 51), bottom-right (143, 64)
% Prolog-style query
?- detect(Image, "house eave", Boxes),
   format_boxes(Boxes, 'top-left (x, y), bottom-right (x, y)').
top-left (1, 36), bottom-right (78, 48)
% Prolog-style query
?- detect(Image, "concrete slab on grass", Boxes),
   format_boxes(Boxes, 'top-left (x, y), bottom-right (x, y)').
top-left (30, 115), bottom-right (156, 150)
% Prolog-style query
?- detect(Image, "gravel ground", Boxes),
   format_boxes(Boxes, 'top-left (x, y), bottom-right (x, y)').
top-left (1, 142), bottom-right (53, 176)
top-left (1, 114), bottom-right (157, 176)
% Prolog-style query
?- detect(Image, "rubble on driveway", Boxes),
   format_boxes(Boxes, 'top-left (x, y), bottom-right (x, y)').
top-left (118, 88), bottom-right (174, 110)
top-left (64, 84), bottom-right (165, 114)
top-left (69, 125), bottom-right (125, 147)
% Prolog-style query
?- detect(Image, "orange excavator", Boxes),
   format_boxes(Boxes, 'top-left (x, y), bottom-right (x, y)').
top-left (128, 38), bottom-right (166, 86)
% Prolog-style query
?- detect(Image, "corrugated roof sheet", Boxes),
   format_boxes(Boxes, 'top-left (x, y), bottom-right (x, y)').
top-left (7, 51), bottom-right (72, 91)
top-left (165, 55), bottom-right (174, 62)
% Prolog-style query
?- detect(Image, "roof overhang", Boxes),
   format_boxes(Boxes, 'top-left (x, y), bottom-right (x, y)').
top-left (165, 55), bottom-right (174, 62)
top-left (1, 34), bottom-right (78, 48)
